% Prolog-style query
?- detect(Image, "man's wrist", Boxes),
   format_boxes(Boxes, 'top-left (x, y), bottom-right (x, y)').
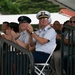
top-left (15, 35), bottom-right (20, 40)
top-left (30, 31), bottom-right (35, 34)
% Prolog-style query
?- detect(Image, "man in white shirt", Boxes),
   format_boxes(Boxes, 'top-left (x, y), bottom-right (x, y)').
top-left (26, 10), bottom-right (57, 63)
top-left (12, 16), bottom-right (32, 49)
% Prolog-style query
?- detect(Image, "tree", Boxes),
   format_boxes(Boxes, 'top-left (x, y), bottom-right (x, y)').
top-left (0, 0), bottom-right (20, 14)
top-left (0, 0), bottom-right (61, 14)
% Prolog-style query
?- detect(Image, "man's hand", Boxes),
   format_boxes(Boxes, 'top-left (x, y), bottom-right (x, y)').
top-left (26, 24), bottom-right (34, 34)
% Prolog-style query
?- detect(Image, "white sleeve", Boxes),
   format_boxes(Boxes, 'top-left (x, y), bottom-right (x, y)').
top-left (44, 28), bottom-right (56, 41)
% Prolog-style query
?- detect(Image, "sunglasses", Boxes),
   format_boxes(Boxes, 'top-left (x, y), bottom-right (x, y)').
top-left (70, 21), bottom-right (75, 23)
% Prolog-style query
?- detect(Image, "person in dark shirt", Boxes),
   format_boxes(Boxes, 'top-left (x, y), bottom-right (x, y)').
top-left (1, 21), bottom-right (9, 34)
top-left (50, 20), bottom-right (63, 75)
top-left (53, 20), bottom-right (62, 51)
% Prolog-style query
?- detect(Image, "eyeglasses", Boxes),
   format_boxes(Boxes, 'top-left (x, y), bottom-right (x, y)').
top-left (70, 21), bottom-right (75, 23)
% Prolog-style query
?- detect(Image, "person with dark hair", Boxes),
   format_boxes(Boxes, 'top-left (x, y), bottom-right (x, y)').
top-left (63, 16), bottom-right (75, 74)
top-left (53, 20), bottom-right (62, 51)
top-left (62, 20), bottom-right (70, 33)
top-left (0, 22), bottom-right (19, 75)
top-left (2, 22), bottom-right (19, 40)
top-left (50, 20), bottom-right (62, 75)
top-left (50, 16), bottom-right (75, 75)
top-left (1, 21), bottom-right (9, 34)
top-left (9, 22), bottom-right (19, 33)
top-left (0, 21), bottom-right (9, 75)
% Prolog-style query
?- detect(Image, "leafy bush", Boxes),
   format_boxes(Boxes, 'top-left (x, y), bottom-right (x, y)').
top-left (0, 0), bottom-right (61, 14)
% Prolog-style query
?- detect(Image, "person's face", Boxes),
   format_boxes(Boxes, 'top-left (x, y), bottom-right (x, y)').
top-left (6, 27), bottom-right (11, 35)
top-left (19, 22), bottom-right (29, 32)
top-left (53, 21), bottom-right (61, 30)
top-left (1, 23), bottom-right (8, 33)
top-left (39, 17), bottom-right (49, 29)
top-left (70, 17), bottom-right (75, 27)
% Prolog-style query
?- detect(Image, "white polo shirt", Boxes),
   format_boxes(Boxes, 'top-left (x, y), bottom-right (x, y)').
top-left (34, 25), bottom-right (57, 54)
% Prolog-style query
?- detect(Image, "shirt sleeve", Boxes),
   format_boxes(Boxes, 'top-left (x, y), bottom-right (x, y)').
top-left (44, 28), bottom-right (56, 41)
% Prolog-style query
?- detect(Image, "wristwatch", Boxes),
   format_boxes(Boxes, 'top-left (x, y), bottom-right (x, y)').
top-left (31, 31), bottom-right (35, 34)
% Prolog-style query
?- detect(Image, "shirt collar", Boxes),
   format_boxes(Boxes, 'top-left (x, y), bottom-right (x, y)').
top-left (38, 28), bottom-right (44, 33)
top-left (20, 30), bottom-right (26, 34)
top-left (38, 25), bottom-right (51, 33)
top-left (44, 25), bottom-right (51, 31)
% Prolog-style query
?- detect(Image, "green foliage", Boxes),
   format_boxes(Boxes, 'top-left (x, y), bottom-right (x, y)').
top-left (16, 1), bottom-right (61, 14)
top-left (32, 25), bottom-right (39, 31)
top-left (0, 0), bottom-right (20, 14)
top-left (0, 0), bottom-right (61, 14)
top-left (31, 0), bottom-right (46, 2)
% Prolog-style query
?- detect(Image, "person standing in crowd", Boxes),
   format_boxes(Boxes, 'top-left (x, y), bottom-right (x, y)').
top-left (26, 10), bottom-right (57, 63)
top-left (2, 22), bottom-right (19, 40)
top-left (63, 16), bottom-right (75, 74)
top-left (0, 22), bottom-right (19, 75)
top-left (0, 21), bottom-right (9, 75)
top-left (50, 16), bottom-right (75, 75)
top-left (50, 20), bottom-right (70, 75)
top-left (62, 20), bottom-right (70, 33)
top-left (1, 21), bottom-right (9, 34)
top-left (53, 20), bottom-right (62, 50)
top-left (50, 20), bottom-right (62, 75)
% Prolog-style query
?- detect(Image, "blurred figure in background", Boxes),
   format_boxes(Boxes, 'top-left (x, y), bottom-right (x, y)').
top-left (53, 20), bottom-right (62, 50)
top-left (0, 22), bottom-right (19, 75)
top-left (50, 20), bottom-right (62, 75)
top-left (1, 21), bottom-right (9, 34)
top-left (2, 22), bottom-right (19, 40)
top-left (62, 20), bottom-right (70, 33)
top-left (50, 16), bottom-right (75, 75)
top-left (0, 21), bottom-right (9, 75)
top-left (64, 16), bottom-right (75, 74)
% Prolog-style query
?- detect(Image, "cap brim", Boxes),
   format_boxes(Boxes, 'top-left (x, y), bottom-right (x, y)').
top-left (38, 15), bottom-right (49, 19)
